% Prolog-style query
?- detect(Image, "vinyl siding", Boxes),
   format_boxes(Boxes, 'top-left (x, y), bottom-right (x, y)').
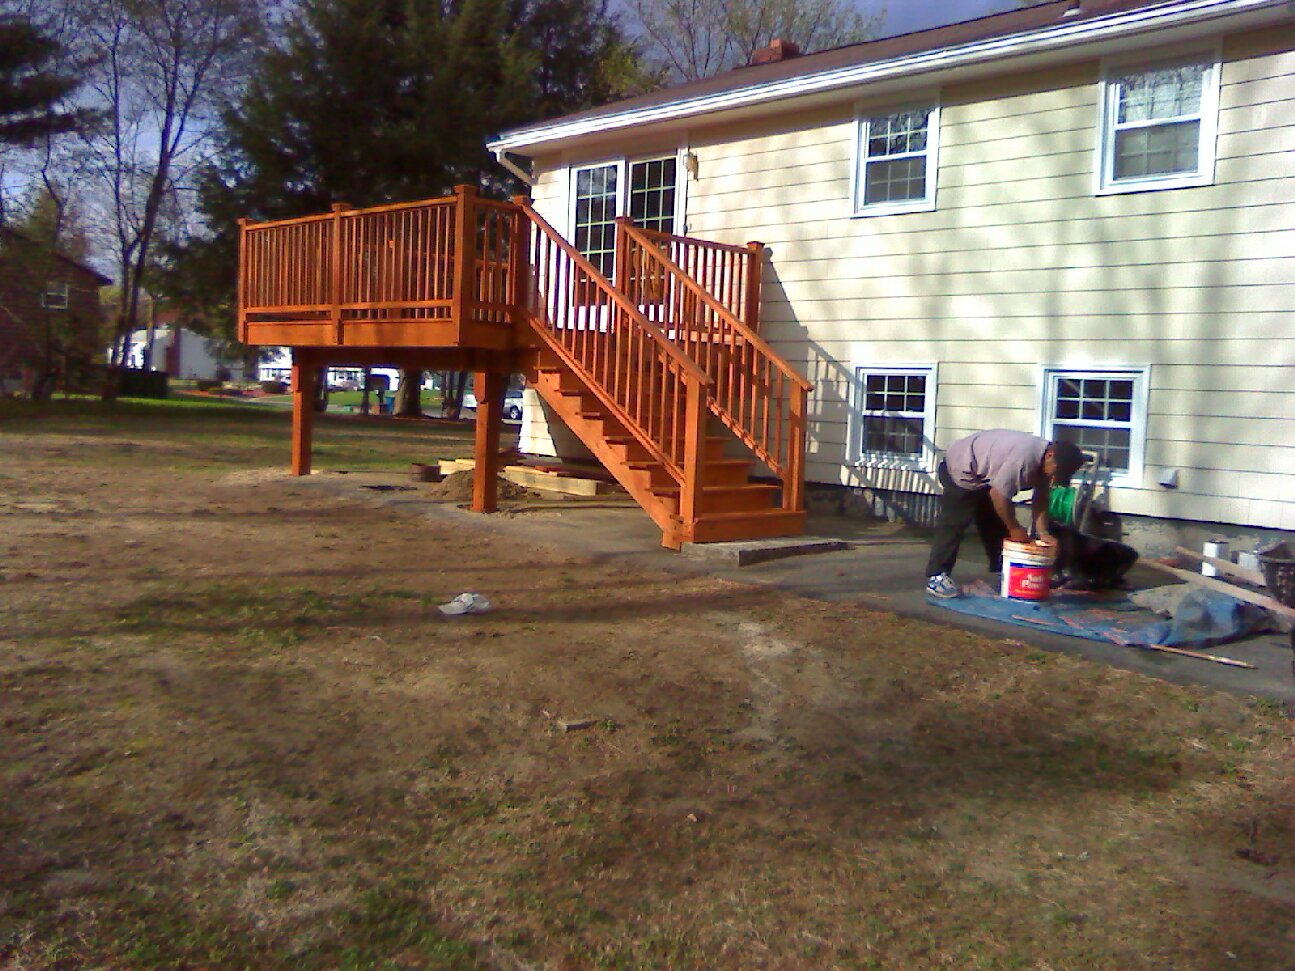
top-left (526, 25), bottom-right (1295, 530)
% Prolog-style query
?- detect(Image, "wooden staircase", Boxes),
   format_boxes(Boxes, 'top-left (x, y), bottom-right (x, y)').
top-left (513, 200), bottom-right (810, 549)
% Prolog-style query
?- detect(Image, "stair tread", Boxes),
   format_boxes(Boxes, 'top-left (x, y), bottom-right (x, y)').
top-left (656, 483), bottom-right (778, 495)
top-left (696, 508), bottom-right (802, 520)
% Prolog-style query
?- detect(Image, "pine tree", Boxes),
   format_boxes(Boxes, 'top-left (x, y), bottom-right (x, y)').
top-left (0, 17), bottom-right (92, 146)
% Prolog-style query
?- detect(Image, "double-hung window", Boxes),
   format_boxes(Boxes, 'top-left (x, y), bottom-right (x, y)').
top-left (571, 156), bottom-right (679, 278)
top-left (853, 105), bottom-right (939, 215)
top-left (1042, 368), bottom-right (1148, 483)
top-left (1097, 55), bottom-right (1219, 193)
top-left (854, 366), bottom-right (936, 468)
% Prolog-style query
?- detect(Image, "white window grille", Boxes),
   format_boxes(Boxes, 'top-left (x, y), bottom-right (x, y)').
top-left (853, 366), bottom-right (936, 467)
top-left (41, 282), bottom-right (70, 310)
top-left (1097, 55), bottom-right (1218, 193)
top-left (853, 106), bottom-right (939, 215)
top-left (1043, 368), bottom-right (1148, 482)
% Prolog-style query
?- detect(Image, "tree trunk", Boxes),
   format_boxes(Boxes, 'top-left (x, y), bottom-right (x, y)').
top-left (312, 367), bottom-right (329, 413)
top-left (395, 368), bottom-right (422, 417)
top-left (442, 370), bottom-right (468, 419)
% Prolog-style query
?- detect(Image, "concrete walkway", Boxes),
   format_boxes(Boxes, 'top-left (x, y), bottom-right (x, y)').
top-left (310, 469), bottom-right (1295, 707)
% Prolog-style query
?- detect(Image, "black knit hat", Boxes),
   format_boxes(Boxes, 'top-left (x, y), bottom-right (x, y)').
top-left (1049, 440), bottom-right (1087, 486)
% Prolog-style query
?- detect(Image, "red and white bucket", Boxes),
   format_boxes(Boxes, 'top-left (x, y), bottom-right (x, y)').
top-left (1001, 540), bottom-right (1056, 601)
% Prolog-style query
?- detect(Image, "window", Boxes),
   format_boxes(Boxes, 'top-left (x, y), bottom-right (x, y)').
top-left (41, 282), bottom-right (69, 310)
top-left (1043, 368), bottom-right (1148, 481)
top-left (571, 156), bottom-right (678, 276)
top-left (853, 106), bottom-right (939, 215)
top-left (572, 164), bottom-right (618, 279)
top-left (1097, 55), bottom-right (1218, 193)
top-left (628, 158), bottom-right (676, 235)
top-left (854, 366), bottom-right (936, 466)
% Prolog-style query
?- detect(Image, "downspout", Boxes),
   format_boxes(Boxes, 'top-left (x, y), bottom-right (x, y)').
top-left (493, 149), bottom-right (534, 187)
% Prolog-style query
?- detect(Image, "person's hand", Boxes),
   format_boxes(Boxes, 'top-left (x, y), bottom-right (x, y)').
top-left (1007, 526), bottom-right (1029, 544)
top-left (1035, 531), bottom-right (1058, 547)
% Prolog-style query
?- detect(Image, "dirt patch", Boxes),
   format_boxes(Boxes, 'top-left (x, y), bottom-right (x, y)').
top-left (427, 469), bottom-right (541, 503)
top-left (1, 400), bottom-right (1293, 971)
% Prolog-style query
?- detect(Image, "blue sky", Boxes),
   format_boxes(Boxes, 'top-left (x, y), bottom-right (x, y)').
top-left (876, 0), bottom-right (1024, 38)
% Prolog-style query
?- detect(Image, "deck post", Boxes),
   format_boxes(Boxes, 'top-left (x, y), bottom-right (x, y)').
top-left (744, 240), bottom-right (764, 333)
top-left (471, 368), bottom-right (505, 513)
top-left (785, 385), bottom-right (806, 512)
top-left (452, 185), bottom-right (479, 337)
top-left (291, 351), bottom-right (316, 476)
top-left (677, 373), bottom-right (707, 546)
top-left (508, 196), bottom-right (531, 319)
top-left (330, 203), bottom-right (350, 344)
top-left (237, 218), bottom-right (250, 343)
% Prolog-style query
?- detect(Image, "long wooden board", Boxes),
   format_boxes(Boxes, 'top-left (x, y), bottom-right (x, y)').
top-left (1144, 559), bottom-right (1295, 621)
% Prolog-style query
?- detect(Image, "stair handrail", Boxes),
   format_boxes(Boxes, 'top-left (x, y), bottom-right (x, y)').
top-left (618, 221), bottom-right (811, 510)
top-left (512, 199), bottom-right (713, 522)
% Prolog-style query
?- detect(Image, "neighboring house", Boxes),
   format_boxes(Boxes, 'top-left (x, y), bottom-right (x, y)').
top-left (489, 0), bottom-right (1295, 548)
top-left (0, 228), bottom-right (110, 395)
top-left (255, 349), bottom-right (401, 392)
top-left (123, 315), bottom-right (250, 383)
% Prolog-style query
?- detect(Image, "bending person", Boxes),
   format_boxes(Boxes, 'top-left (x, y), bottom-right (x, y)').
top-left (925, 430), bottom-right (1086, 599)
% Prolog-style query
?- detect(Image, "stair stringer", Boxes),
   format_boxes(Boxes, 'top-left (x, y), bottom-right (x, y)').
top-left (527, 360), bottom-right (688, 548)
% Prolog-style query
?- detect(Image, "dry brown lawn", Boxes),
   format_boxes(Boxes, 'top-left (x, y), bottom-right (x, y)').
top-left (1, 397), bottom-right (1293, 970)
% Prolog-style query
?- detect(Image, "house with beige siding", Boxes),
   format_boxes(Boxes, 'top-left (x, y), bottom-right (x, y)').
top-left (488, 0), bottom-right (1295, 548)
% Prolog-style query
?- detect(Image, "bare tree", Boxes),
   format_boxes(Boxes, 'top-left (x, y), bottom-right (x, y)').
top-left (628, 0), bottom-right (881, 82)
top-left (62, 0), bottom-right (264, 387)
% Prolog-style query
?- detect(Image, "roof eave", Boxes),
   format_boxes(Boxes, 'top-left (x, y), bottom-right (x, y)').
top-left (488, 0), bottom-right (1291, 154)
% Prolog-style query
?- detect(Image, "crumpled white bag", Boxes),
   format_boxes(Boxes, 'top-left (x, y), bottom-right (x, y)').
top-left (438, 592), bottom-right (493, 616)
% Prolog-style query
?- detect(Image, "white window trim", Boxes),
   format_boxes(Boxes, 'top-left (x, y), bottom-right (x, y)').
top-left (850, 363), bottom-right (939, 471)
top-left (41, 281), bottom-right (70, 310)
top-left (1094, 46), bottom-right (1221, 196)
top-left (565, 150), bottom-right (686, 247)
top-left (850, 100), bottom-right (940, 217)
top-left (1037, 365), bottom-right (1151, 488)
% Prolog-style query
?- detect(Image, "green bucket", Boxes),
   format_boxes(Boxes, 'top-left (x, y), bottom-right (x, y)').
top-left (1048, 485), bottom-right (1077, 526)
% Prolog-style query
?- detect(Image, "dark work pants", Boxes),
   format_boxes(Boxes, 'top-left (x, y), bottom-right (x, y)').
top-left (925, 460), bottom-right (1009, 577)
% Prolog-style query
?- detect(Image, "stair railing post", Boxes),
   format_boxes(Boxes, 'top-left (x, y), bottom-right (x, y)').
top-left (785, 383), bottom-right (807, 512)
top-left (330, 203), bottom-right (350, 344)
top-left (508, 196), bottom-right (532, 321)
top-left (679, 371), bottom-right (707, 542)
top-left (614, 217), bottom-right (632, 297)
top-left (744, 240), bottom-right (764, 334)
top-left (452, 185), bottom-right (479, 337)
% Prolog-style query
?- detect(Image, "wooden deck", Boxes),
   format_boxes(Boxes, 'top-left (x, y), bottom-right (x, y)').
top-left (238, 187), bottom-right (810, 548)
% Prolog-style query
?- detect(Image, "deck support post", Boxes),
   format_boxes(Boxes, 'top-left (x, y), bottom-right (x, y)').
top-left (452, 185), bottom-right (478, 337)
top-left (675, 374), bottom-right (707, 548)
top-left (291, 351), bottom-right (316, 476)
top-left (744, 241), bottom-right (764, 333)
top-left (471, 368), bottom-right (506, 513)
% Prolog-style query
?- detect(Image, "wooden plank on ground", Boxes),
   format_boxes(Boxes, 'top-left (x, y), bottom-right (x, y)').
top-left (1144, 559), bottom-right (1295, 621)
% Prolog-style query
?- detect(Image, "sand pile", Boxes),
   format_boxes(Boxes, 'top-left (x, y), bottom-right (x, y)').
top-left (430, 470), bottom-right (539, 502)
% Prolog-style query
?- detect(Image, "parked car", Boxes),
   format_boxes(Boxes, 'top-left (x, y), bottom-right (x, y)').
top-left (461, 388), bottom-right (524, 420)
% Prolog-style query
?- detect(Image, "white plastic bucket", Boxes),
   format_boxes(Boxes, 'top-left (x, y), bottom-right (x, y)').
top-left (1001, 540), bottom-right (1056, 601)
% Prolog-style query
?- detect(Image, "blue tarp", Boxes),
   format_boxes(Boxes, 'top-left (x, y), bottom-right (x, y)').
top-left (931, 580), bottom-right (1270, 648)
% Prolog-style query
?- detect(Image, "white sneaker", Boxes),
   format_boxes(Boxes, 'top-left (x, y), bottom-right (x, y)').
top-left (438, 592), bottom-right (493, 615)
top-left (926, 574), bottom-right (960, 599)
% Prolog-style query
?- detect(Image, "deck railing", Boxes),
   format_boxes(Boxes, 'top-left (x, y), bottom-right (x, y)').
top-left (624, 224), bottom-right (764, 333)
top-left (239, 187), bottom-right (518, 341)
top-left (616, 220), bottom-right (810, 511)
top-left (513, 198), bottom-right (714, 524)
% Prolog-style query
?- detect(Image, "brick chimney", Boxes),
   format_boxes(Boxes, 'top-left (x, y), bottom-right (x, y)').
top-left (749, 38), bottom-right (801, 67)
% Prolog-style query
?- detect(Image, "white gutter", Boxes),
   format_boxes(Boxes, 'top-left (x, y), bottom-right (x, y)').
top-left (493, 148), bottom-right (534, 187)
top-left (489, 0), bottom-right (1290, 152)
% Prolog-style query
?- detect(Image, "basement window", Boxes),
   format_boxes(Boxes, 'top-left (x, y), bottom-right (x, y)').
top-left (1097, 54), bottom-right (1219, 193)
top-left (1042, 368), bottom-right (1148, 482)
top-left (853, 105), bottom-right (939, 216)
top-left (853, 365), bottom-right (936, 468)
